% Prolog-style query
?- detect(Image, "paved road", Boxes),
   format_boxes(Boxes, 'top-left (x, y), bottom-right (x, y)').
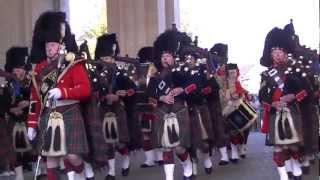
top-left (1, 132), bottom-right (318, 180)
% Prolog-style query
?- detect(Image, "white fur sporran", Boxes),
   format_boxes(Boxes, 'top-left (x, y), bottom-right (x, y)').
top-left (102, 112), bottom-right (119, 143)
top-left (162, 112), bottom-right (180, 148)
top-left (274, 107), bottom-right (299, 145)
top-left (12, 122), bottom-right (32, 153)
top-left (41, 111), bottom-right (67, 157)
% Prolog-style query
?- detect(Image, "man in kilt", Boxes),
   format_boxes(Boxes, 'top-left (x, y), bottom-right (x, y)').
top-left (5, 47), bottom-right (34, 180)
top-left (149, 29), bottom-right (193, 180)
top-left (282, 21), bottom-right (319, 176)
top-left (93, 33), bottom-right (133, 180)
top-left (136, 46), bottom-right (164, 168)
top-left (208, 44), bottom-right (231, 165)
top-left (27, 11), bottom-right (91, 180)
top-left (178, 51), bottom-right (215, 176)
top-left (0, 72), bottom-right (16, 177)
top-left (259, 27), bottom-right (308, 180)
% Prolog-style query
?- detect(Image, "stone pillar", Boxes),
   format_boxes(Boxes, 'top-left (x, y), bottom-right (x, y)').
top-left (107, 0), bottom-right (180, 57)
top-left (0, 0), bottom-right (55, 68)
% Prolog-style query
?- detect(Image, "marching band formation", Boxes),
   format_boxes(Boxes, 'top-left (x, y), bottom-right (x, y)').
top-left (0, 11), bottom-right (318, 180)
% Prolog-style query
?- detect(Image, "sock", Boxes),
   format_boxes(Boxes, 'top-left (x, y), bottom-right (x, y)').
top-left (144, 150), bottom-right (156, 165)
top-left (219, 147), bottom-right (229, 161)
top-left (277, 166), bottom-right (289, 180)
top-left (84, 162), bottom-right (94, 178)
top-left (164, 164), bottom-right (175, 180)
top-left (203, 152), bottom-right (212, 169)
top-left (122, 154), bottom-right (130, 169)
top-left (192, 159), bottom-right (198, 175)
top-left (156, 148), bottom-right (163, 161)
top-left (231, 143), bottom-right (239, 159)
top-left (107, 159), bottom-right (115, 176)
top-left (239, 144), bottom-right (247, 155)
top-left (14, 166), bottom-right (24, 180)
top-left (67, 171), bottom-right (75, 180)
top-left (284, 159), bottom-right (293, 173)
top-left (291, 159), bottom-right (302, 176)
top-left (178, 153), bottom-right (192, 177)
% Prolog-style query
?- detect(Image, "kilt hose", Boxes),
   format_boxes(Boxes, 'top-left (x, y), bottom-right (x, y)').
top-left (81, 95), bottom-right (109, 166)
top-left (152, 101), bottom-right (191, 149)
top-left (38, 104), bottom-right (89, 155)
top-left (0, 118), bottom-right (16, 172)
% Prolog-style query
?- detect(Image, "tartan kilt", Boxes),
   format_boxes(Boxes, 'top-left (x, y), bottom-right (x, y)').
top-left (152, 101), bottom-right (191, 149)
top-left (100, 101), bottom-right (130, 144)
top-left (137, 109), bottom-right (157, 148)
top-left (0, 118), bottom-right (16, 172)
top-left (125, 105), bottom-right (143, 151)
top-left (38, 104), bottom-right (89, 155)
top-left (300, 103), bottom-right (319, 155)
top-left (81, 95), bottom-right (109, 165)
top-left (207, 98), bottom-right (229, 148)
top-left (266, 103), bottom-right (303, 146)
top-left (189, 104), bottom-right (214, 149)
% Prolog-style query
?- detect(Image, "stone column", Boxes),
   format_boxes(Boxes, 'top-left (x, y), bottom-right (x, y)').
top-left (0, 0), bottom-right (55, 68)
top-left (106, 0), bottom-right (180, 57)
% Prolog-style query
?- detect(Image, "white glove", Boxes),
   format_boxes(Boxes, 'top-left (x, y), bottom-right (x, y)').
top-left (48, 88), bottom-right (62, 100)
top-left (27, 127), bottom-right (36, 141)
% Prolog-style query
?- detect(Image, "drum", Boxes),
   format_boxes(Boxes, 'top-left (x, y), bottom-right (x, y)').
top-left (226, 99), bottom-right (257, 134)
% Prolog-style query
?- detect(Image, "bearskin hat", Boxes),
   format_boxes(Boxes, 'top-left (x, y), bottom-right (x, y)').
top-left (94, 33), bottom-right (120, 59)
top-left (137, 46), bottom-right (154, 63)
top-left (30, 11), bottom-right (77, 64)
top-left (210, 43), bottom-right (228, 61)
top-left (153, 30), bottom-right (192, 69)
top-left (260, 27), bottom-right (295, 67)
top-left (226, 63), bottom-right (238, 70)
top-left (5, 47), bottom-right (29, 72)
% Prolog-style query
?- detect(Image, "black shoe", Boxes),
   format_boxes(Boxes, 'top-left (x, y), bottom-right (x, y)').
top-left (301, 166), bottom-right (310, 174)
top-left (230, 158), bottom-right (239, 164)
top-left (287, 172), bottom-right (294, 179)
top-left (293, 176), bottom-right (302, 180)
top-left (105, 175), bottom-right (115, 180)
top-left (122, 167), bottom-right (130, 177)
top-left (155, 160), bottom-right (164, 166)
top-left (191, 174), bottom-right (197, 179)
top-left (183, 175), bottom-right (193, 180)
top-left (140, 163), bottom-right (156, 168)
top-left (35, 175), bottom-right (47, 180)
top-left (218, 160), bottom-right (229, 166)
top-left (86, 177), bottom-right (95, 180)
top-left (240, 154), bottom-right (246, 159)
top-left (204, 167), bottom-right (212, 174)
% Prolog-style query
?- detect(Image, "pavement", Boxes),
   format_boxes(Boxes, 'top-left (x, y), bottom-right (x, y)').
top-left (1, 132), bottom-right (318, 180)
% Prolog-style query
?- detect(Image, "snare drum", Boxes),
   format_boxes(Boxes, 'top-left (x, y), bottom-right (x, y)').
top-left (226, 99), bottom-right (257, 133)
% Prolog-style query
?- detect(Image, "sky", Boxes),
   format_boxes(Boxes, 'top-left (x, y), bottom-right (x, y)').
top-left (180, 0), bottom-right (319, 93)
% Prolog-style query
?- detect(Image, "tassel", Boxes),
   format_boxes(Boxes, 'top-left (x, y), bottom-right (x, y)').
top-left (104, 122), bottom-right (110, 139)
top-left (43, 127), bottom-right (53, 151)
top-left (284, 117), bottom-right (293, 139)
top-left (53, 126), bottom-right (61, 151)
top-left (167, 126), bottom-right (174, 144)
top-left (278, 114), bottom-right (285, 140)
top-left (14, 131), bottom-right (21, 149)
top-left (111, 123), bottom-right (117, 139)
top-left (171, 125), bottom-right (179, 143)
top-left (19, 131), bottom-right (27, 149)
